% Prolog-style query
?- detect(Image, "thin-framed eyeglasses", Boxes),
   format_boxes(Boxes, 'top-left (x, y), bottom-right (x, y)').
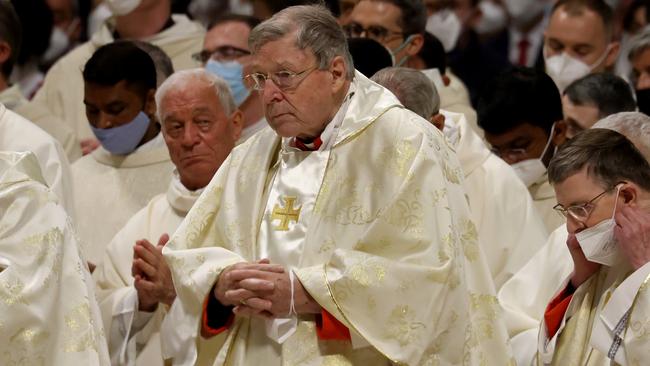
top-left (244, 66), bottom-right (319, 92)
top-left (553, 182), bottom-right (623, 222)
top-left (489, 147), bottom-right (527, 162)
top-left (342, 22), bottom-right (404, 43)
top-left (191, 45), bottom-right (251, 64)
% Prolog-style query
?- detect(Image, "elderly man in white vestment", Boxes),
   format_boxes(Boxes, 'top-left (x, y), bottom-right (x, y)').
top-left (498, 112), bottom-right (650, 366)
top-left (93, 70), bottom-right (243, 366)
top-left (29, 0), bottom-right (204, 152)
top-left (0, 1), bottom-right (81, 162)
top-left (0, 151), bottom-right (109, 365)
top-left (73, 42), bottom-right (174, 266)
top-left (371, 67), bottom-right (548, 289)
top-left (162, 5), bottom-right (514, 366)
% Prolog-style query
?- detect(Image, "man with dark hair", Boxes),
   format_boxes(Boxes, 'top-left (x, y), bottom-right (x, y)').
top-left (347, 37), bottom-right (393, 77)
top-left (73, 41), bottom-right (174, 267)
top-left (543, 0), bottom-right (620, 91)
top-left (198, 13), bottom-right (267, 142)
top-left (0, 0), bottom-right (80, 161)
top-left (30, 0), bottom-right (205, 152)
top-left (562, 73), bottom-right (637, 139)
top-left (478, 66), bottom-right (566, 231)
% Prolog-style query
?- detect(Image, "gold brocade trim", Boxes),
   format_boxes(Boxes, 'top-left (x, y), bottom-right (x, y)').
top-left (622, 268), bottom-right (650, 348)
top-left (331, 105), bottom-right (401, 149)
top-left (322, 264), bottom-right (406, 365)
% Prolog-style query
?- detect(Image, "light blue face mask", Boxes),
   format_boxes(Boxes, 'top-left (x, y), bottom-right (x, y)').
top-left (90, 111), bottom-right (151, 155)
top-left (205, 59), bottom-right (250, 106)
top-left (388, 35), bottom-right (415, 67)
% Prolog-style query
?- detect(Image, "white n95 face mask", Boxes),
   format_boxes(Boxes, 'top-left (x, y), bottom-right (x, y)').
top-left (503, 0), bottom-right (545, 26)
top-left (475, 1), bottom-right (507, 35)
top-left (105, 0), bottom-right (142, 16)
top-left (544, 46), bottom-right (611, 92)
top-left (576, 186), bottom-right (623, 266)
top-left (426, 10), bottom-right (462, 52)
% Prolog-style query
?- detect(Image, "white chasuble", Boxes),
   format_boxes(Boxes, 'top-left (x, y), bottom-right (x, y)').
top-left (163, 72), bottom-right (515, 366)
top-left (72, 134), bottom-right (174, 264)
top-left (93, 172), bottom-right (202, 366)
top-left (0, 151), bottom-right (109, 365)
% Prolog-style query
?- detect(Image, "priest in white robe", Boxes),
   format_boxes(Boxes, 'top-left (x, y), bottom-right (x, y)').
top-left (73, 42), bottom-right (174, 265)
top-left (29, 0), bottom-right (204, 144)
top-left (93, 70), bottom-right (243, 366)
top-left (0, 151), bottom-right (109, 365)
top-left (162, 6), bottom-right (514, 365)
top-left (0, 103), bottom-right (75, 219)
top-left (499, 112), bottom-right (650, 366)
top-left (371, 66), bottom-right (548, 289)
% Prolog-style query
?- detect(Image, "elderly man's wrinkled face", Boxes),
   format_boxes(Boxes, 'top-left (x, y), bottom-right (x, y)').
top-left (160, 80), bottom-right (243, 190)
top-left (544, 6), bottom-right (618, 72)
top-left (561, 94), bottom-right (600, 139)
top-left (248, 33), bottom-right (348, 139)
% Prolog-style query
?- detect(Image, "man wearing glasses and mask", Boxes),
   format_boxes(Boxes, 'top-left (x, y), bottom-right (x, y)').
top-left (498, 112), bottom-right (650, 366)
top-left (196, 14), bottom-right (268, 143)
top-left (161, 5), bottom-right (513, 365)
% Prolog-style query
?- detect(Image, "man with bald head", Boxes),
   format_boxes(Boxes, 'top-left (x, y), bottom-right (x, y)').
top-left (543, 0), bottom-right (620, 91)
top-left (93, 69), bottom-right (242, 365)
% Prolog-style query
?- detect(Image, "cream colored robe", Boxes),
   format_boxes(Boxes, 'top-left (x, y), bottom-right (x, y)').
top-left (162, 73), bottom-right (514, 366)
top-left (497, 226), bottom-right (573, 366)
top-left (72, 134), bottom-right (174, 264)
top-left (443, 110), bottom-right (548, 289)
top-left (94, 173), bottom-right (200, 366)
top-left (0, 103), bottom-right (75, 219)
top-left (537, 259), bottom-right (650, 365)
top-left (30, 14), bottom-right (204, 140)
top-left (0, 84), bottom-right (81, 162)
top-left (530, 173), bottom-right (565, 233)
top-left (0, 151), bottom-right (109, 365)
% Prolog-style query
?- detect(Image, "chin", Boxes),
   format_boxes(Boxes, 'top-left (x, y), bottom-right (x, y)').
top-left (269, 121), bottom-right (301, 138)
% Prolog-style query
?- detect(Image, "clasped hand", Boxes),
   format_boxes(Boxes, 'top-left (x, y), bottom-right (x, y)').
top-left (213, 259), bottom-right (321, 318)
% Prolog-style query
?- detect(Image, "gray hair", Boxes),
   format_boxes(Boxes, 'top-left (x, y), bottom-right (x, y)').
top-left (249, 4), bottom-right (355, 80)
top-left (563, 73), bottom-right (636, 119)
top-left (628, 25), bottom-right (650, 62)
top-left (132, 41), bottom-right (175, 86)
top-left (371, 67), bottom-right (439, 119)
top-left (155, 69), bottom-right (236, 122)
top-left (593, 112), bottom-right (650, 161)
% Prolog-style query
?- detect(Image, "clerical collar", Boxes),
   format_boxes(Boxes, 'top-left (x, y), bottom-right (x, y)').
top-left (112, 17), bottom-right (175, 40)
top-left (167, 170), bottom-right (204, 214)
top-left (285, 83), bottom-right (356, 152)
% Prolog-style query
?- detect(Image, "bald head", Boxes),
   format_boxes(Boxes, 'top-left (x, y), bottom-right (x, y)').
top-left (593, 112), bottom-right (650, 161)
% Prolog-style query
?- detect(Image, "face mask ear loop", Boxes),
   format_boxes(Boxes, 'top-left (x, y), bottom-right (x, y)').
top-left (612, 185), bottom-right (623, 220)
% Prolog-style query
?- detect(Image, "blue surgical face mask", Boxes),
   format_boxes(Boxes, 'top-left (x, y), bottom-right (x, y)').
top-left (388, 35), bottom-right (415, 67)
top-left (90, 111), bottom-right (151, 155)
top-left (205, 59), bottom-right (250, 106)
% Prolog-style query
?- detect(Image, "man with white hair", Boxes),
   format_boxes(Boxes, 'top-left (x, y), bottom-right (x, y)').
top-left (29, 0), bottom-right (204, 152)
top-left (372, 66), bottom-right (548, 289)
top-left (499, 112), bottom-right (650, 365)
top-left (162, 5), bottom-right (513, 365)
top-left (93, 69), bottom-right (242, 365)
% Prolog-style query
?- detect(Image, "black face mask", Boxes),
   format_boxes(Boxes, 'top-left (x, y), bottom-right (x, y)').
top-left (636, 88), bottom-right (650, 116)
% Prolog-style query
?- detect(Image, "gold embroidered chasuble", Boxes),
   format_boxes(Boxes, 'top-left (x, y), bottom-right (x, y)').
top-left (163, 73), bottom-right (514, 365)
top-left (0, 151), bottom-right (109, 365)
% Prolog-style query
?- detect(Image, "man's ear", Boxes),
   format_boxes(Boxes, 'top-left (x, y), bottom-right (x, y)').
top-left (0, 41), bottom-right (11, 66)
top-left (330, 55), bottom-right (348, 93)
top-left (621, 183), bottom-right (639, 205)
top-left (552, 119), bottom-right (568, 147)
top-left (145, 89), bottom-right (157, 120)
top-left (604, 41), bottom-right (621, 69)
top-left (229, 109), bottom-right (244, 141)
top-left (405, 33), bottom-right (424, 57)
top-left (430, 113), bottom-right (445, 131)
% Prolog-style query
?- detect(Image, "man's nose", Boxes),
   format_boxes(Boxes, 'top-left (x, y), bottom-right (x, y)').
top-left (181, 124), bottom-right (200, 146)
top-left (262, 79), bottom-right (284, 104)
top-left (96, 113), bottom-right (113, 129)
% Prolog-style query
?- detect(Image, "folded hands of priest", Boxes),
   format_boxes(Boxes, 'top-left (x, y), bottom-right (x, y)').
top-left (615, 205), bottom-right (650, 270)
top-left (214, 260), bottom-right (321, 319)
top-left (132, 233), bottom-right (176, 312)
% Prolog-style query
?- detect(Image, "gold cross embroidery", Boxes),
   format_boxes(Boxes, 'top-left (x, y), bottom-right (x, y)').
top-left (271, 196), bottom-right (302, 231)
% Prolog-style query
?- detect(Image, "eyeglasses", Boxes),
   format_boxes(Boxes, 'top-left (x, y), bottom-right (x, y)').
top-left (192, 45), bottom-right (251, 64)
top-left (244, 66), bottom-right (319, 91)
top-left (342, 22), bottom-right (404, 43)
top-left (490, 147), bottom-right (528, 162)
top-left (553, 183), bottom-right (623, 222)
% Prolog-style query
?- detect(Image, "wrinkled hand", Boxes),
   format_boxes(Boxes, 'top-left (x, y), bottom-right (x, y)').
top-left (231, 268), bottom-right (321, 318)
top-left (80, 138), bottom-right (101, 155)
top-left (567, 233), bottom-right (601, 288)
top-left (213, 260), bottom-right (284, 315)
top-left (615, 206), bottom-right (650, 270)
top-left (132, 234), bottom-right (175, 312)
